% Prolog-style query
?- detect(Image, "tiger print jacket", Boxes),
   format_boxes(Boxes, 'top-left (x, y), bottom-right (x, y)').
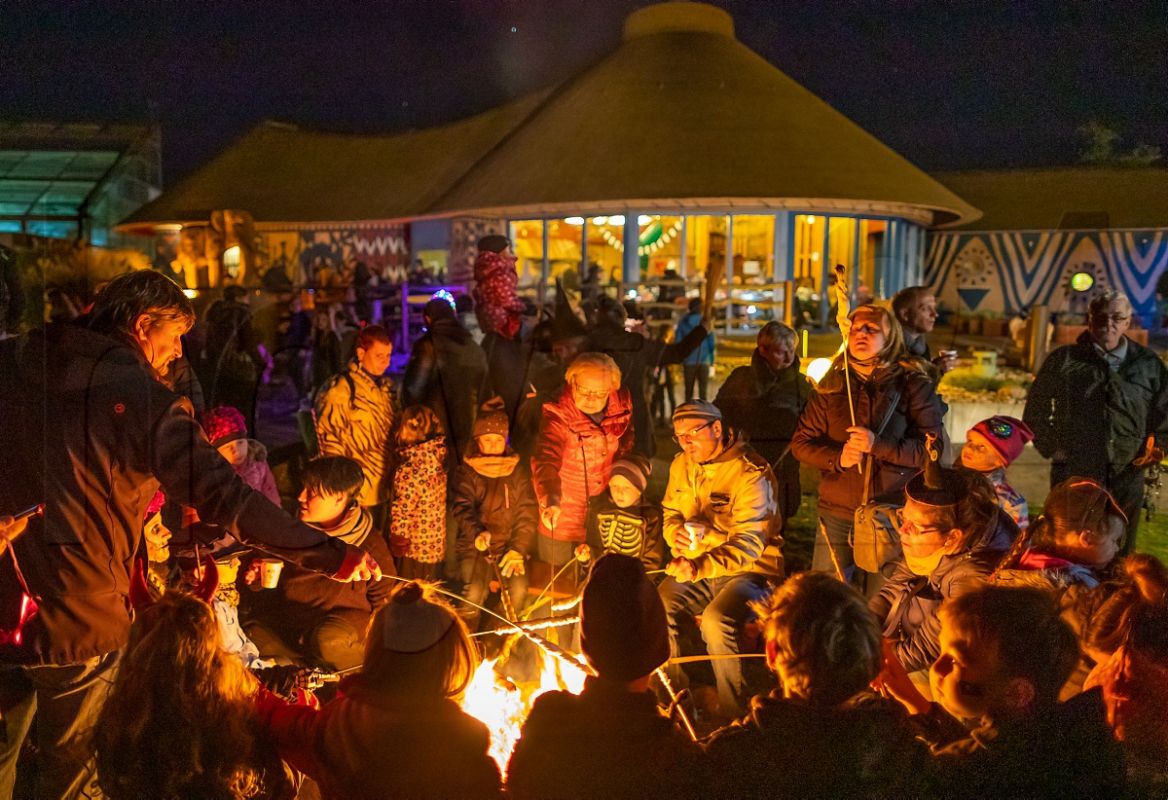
top-left (315, 360), bottom-right (396, 507)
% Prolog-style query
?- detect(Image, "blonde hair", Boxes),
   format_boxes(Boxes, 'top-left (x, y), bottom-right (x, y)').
top-left (361, 581), bottom-right (478, 701)
top-left (565, 352), bottom-right (622, 392)
top-left (397, 404), bottom-right (444, 447)
top-left (844, 304), bottom-right (907, 365)
top-left (95, 592), bottom-right (265, 799)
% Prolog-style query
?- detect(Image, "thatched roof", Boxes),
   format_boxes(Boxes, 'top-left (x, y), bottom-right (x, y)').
top-left (121, 2), bottom-right (979, 231)
top-left (934, 167), bottom-right (1168, 230)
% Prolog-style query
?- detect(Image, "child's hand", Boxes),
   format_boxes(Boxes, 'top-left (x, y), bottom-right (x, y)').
top-left (574, 544), bottom-right (591, 564)
top-left (243, 560), bottom-right (261, 586)
top-left (474, 531), bottom-right (492, 552)
top-left (500, 549), bottom-right (525, 577)
top-left (872, 638), bottom-right (931, 716)
top-left (665, 556), bottom-right (697, 583)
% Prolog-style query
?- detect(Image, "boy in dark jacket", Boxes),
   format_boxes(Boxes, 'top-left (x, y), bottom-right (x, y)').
top-left (581, 454), bottom-right (663, 571)
top-left (452, 398), bottom-right (537, 626)
top-left (244, 457), bottom-right (394, 671)
top-left (507, 554), bottom-right (704, 800)
top-left (879, 585), bottom-right (1125, 799)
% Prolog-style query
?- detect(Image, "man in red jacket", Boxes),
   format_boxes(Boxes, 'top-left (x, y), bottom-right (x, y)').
top-left (0, 270), bottom-right (379, 799)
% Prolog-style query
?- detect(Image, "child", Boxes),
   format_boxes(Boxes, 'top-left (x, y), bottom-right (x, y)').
top-left (202, 404), bottom-right (282, 507)
top-left (255, 581), bottom-right (501, 800)
top-left (472, 234), bottom-right (526, 340)
top-left (390, 405), bottom-right (448, 580)
top-left (881, 585), bottom-right (1124, 799)
top-left (452, 398), bottom-right (537, 627)
top-left (94, 590), bottom-right (293, 799)
top-left (141, 490), bottom-right (173, 597)
top-left (581, 455), bottom-right (663, 571)
top-left (960, 415), bottom-right (1033, 530)
top-left (1083, 554), bottom-right (1168, 794)
top-left (507, 554), bottom-right (703, 800)
top-left (706, 572), bottom-right (931, 798)
top-left (244, 456), bottom-right (393, 672)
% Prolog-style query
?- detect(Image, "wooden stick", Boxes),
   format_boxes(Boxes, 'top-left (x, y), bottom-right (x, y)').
top-left (818, 521), bottom-right (847, 583)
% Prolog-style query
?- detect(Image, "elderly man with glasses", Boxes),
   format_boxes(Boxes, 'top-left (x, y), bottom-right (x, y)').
top-left (532, 352), bottom-right (634, 568)
top-left (1024, 290), bottom-right (1168, 552)
top-left (658, 399), bottom-right (784, 720)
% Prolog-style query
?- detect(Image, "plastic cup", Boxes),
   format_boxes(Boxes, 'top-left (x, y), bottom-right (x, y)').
top-left (260, 558), bottom-right (284, 589)
top-left (683, 521), bottom-right (708, 552)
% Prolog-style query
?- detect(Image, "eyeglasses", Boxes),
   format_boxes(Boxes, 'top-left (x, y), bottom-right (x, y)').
top-left (571, 383), bottom-right (609, 402)
top-left (1090, 313), bottom-right (1131, 324)
top-left (672, 419), bottom-right (715, 445)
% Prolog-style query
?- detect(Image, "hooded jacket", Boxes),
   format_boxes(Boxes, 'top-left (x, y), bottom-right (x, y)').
top-left (0, 324), bottom-right (352, 665)
top-left (451, 444), bottom-right (538, 560)
top-left (705, 690), bottom-right (934, 799)
top-left (792, 360), bottom-right (945, 518)
top-left (661, 431), bottom-right (784, 580)
top-left (869, 508), bottom-right (1016, 672)
top-left (1024, 330), bottom-right (1168, 477)
top-left (532, 385), bottom-right (635, 542)
top-left (315, 359), bottom-right (395, 507)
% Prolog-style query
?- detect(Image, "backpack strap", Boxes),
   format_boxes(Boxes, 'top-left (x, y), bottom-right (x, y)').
top-left (860, 387), bottom-right (904, 506)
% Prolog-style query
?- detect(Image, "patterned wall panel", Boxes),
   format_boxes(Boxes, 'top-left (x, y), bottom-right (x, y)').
top-left (924, 229), bottom-right (1168, 323)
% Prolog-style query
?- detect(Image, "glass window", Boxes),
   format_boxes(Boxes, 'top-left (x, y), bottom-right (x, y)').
top-left (794, 214), bottom-right (822, 280)
top-left (731, 215), bottom-right (775, 284)
top-left (585, 215), bottom-right (626, 285)
top-left (545, 217), bottom-right (583, 287)
top-left (683, 215), bottom-right (728, 281)
top-left (509, 220), bottom-right (544, 286)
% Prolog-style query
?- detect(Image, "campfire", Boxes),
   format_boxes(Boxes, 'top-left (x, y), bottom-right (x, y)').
top-left (461, 644), bottom-right (587, 774)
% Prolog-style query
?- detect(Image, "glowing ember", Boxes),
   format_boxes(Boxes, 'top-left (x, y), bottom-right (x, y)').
top-left (461, 647), bottom-right (587, 775)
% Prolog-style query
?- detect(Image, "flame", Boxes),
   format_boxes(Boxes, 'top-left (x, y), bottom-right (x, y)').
top-left (461, 646), bottom-right (587, 775)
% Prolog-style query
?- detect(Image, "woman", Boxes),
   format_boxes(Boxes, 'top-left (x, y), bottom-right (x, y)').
top-left (791, 304), bottom-right (944, 584)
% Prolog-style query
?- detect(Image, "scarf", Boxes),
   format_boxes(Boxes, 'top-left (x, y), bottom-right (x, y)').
top-left (464, 451), bottom-right (519, 479)
top-left (314, 504), bottom-right (372, 547)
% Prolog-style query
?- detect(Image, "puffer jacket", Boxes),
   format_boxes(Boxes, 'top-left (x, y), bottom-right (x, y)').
top-left (705, 690), bottom-right (934, 799)
top-left (869, 508), bottom-right (1015, 672)
top-left (315, 360), bottom-right (395, 507)
top-left (0, 324), bottom-right (352, 666)
top-left (661, 431), bottom-right (783, 580)
top-left (451, 444), bottom-right (538, 560)
top-left (532, 385), bottom-right (634, 542)
top-left (792, 360), bottom-right (945, 518)
top-left (1024, 331), bottom-right (1168, 477)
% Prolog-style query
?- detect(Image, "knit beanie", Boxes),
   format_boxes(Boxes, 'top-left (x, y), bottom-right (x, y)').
top-left (672, 399), bottom-right (722, 426)
top-left (143, 490), bottom-right (166, 521)
top-left (201, 406), bottom-right (248, 449)
top-left (379, 583), bottom-right (457, 653)
top-left (477, 234), bottom-right (511, 254)
top-left (968, 416), bottom-right (1034, 466)
top-left (609, 455), bottom-right (652, 494)
top-left (472, 396), bottom-right (510, 439)
top-left (581, 554), bottom-right (670, 681)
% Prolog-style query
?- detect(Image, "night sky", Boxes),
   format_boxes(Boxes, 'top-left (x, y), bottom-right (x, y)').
top-left (4, 0), bottom-right (1166, 184)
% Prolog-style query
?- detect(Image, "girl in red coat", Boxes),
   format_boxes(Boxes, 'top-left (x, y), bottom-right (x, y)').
top-left (256, 581), bottom-right (501, 800)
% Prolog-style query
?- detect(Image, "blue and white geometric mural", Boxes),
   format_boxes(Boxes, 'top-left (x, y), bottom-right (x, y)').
top-left (924, 229), bottom-right (1168, 325)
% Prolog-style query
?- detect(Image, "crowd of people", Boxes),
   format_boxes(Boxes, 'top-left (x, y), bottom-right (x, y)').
top-left (0, 235), bottom-right (1167, 799)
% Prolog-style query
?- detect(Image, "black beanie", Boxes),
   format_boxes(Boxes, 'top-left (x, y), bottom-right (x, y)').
top-left (581, 554), bottom-right (670, 681)
top-left (477, 234), bottom-right (510, 254)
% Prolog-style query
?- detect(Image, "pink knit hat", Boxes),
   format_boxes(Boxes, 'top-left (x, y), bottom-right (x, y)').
top-left (968, 416), bottom-right (1034, 466)
top-left (143, 490), bottom-right (166, 520)
top-left (201, 406), bottom-right (248, 449)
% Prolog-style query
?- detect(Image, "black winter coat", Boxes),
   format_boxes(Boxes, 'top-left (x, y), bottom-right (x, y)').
top-left (450, 449), bottom-right (538, 560)
top-left (0, 324), bottom-right (350, 665)
top-left (1024, 331), bottom-right (1168, 478)
top-left (869, 508), bottom-right (1016, 672)
top-left (584, 492), bottom-right (663, 570)
top-left (792, 360), bottom-right (944, 518)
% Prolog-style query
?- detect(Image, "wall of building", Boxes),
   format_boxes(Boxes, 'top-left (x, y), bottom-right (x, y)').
top-left (924, 228), bottom-right (1168, 324)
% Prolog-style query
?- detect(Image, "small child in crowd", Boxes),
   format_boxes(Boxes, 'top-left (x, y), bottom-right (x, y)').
top-left (960, 415), bottom-right (1033, 530)
top-left (507, 554), bottom-right (703, 800)
top-left (706, 572), bottom-right (931, 799)
top-left (94, 589), bottom-right (293, 800)
top-left (244, 456), bottom-right (393, 672)
top-left (451, 398), bottom-right (537, 627)
top-left (581, 455), bottom-right (663, 571)
top-left (881, 585), bottom-right (1124, 799)
top-left (390, 405), bottom-right (448, 580)
top-left (255, 581), bottom-right (501, 800)
top-left (140, 490), bottom-right (173, 597)
top-left (202, 405), bottom-right (281, 506)
top-left (472, 234), bottom-right (526, 340)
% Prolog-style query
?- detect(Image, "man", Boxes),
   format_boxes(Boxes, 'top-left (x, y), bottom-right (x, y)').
top-left (659, 400), bottom-right (783, 719)
top-left (532, 353), bottom-right (634, 566)
top-left (315, 324), bottom-right (396, 513)
top-left (715, 321), bottom-right (809, 521)
top-left (674, 298), bottom-right (716, 401)
top-left (892, 286), bottom-right (956, 376)
top-left (402, 297), bottom-right (488, 469)
top-left (1024, 290), bottom-right (1168, 551)
top-left (0, 270), bottom-right (378, 799)
top-left (198, 283), bottom-right (266, 429)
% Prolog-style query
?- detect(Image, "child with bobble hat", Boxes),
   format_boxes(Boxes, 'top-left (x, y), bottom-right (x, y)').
top-left (960, 415), bottom-right (1033, 530)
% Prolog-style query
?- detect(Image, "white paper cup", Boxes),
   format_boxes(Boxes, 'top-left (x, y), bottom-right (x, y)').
top-left (683, 521), bottom-right (708, 551)
top-left (260, 558), bottom-right (284, 589)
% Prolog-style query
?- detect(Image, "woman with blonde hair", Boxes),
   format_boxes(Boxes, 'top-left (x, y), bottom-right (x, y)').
top-left (94, 584), bottom-right (291, 799)
top-left (792, 303), bottom-right (945, 587)
top-left (256, 581), bottom-right (501, 800)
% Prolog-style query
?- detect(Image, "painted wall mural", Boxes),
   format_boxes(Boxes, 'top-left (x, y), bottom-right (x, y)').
top-left (925, 229), bottom-right (1168, 324)
top-left (256, 224), bottom-right (411, 285)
